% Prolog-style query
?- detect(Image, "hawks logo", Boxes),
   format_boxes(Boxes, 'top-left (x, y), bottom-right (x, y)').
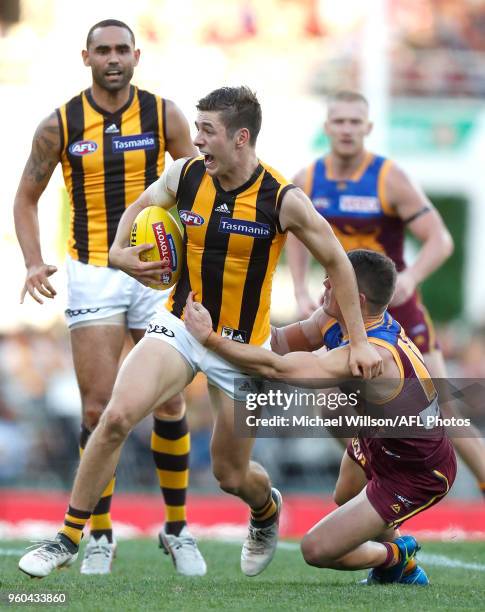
top-left (221, 326), bottom-right (247, 343)
top-left (69, 140), bottom-right (98, 156)
top-left (391, 503), bottom-right (401, 514)
top-left (130, 223), bottom-right (138, 246)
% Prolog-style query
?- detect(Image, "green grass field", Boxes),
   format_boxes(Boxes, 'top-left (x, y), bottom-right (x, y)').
top-left (1, 539), bottom-right (484, 611)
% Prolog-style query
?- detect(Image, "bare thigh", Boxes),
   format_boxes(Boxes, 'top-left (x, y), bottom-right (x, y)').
top-left (304, 488), bottom-right (387, 560)
top-left (106, 337), bottom-right (194, 427)
top-left (129, 327), bottom-right (185, 419)
top-left (70, 324), bottom-right (126, 426)
top-left (208, 385), bottom-right (256, 477)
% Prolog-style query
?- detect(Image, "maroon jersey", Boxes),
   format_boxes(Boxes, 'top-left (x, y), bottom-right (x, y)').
top-left (322, 311), bottom-right (451, 465)
top-left (307, 152), bottom-right (439, 353)
top-left (322, 311), bottom-right (456, 526)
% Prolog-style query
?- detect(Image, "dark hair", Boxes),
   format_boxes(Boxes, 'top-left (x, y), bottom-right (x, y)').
top-left (328, 90), bottom-right (368, 106)
top-left (86, 19), bottom-right (135, 48)
top-left (348, 250), bottom-right (397, 313)
top-left (196, 86), bottom-right (262, 146)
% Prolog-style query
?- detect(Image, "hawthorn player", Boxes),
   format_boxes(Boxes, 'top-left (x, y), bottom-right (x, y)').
top-left (14, 19), bottom-right (205, 576)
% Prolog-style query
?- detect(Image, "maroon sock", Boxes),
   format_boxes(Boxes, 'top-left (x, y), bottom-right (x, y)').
top-left (379, 542), bottom-right (400, 568)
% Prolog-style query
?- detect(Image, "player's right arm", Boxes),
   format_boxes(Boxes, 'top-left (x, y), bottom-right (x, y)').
top-left (14, 112), bottom-right (61, 304)
top-left (286, 166), bottom-right (318, 317)
top-left (108, 157), bottom-right (187, 285)
top-left (270, 306), bottom-right (329, 355)
top-left (185, 291), bottom-right (350, 382)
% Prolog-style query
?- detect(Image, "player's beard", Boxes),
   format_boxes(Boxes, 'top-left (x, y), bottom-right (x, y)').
top-left (92, 65), bottom-right (134, 92)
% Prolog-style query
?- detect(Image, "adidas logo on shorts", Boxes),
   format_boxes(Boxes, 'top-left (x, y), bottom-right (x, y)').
top-left (215, 203), bottom-right (231, 214)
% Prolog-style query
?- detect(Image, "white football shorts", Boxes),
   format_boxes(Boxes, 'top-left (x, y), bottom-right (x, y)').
top-left (145, 308), bottom-right (270, 400)
top-left (65, 255), bottom-right (169, 329)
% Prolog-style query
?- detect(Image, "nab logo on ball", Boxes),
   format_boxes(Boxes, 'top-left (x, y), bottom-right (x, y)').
top-left (69, 140), bottom-right (98, 156)
top-left (152, 222), bottom-right (178, 274)
top-left (179, 210), bottom-right (205, 226)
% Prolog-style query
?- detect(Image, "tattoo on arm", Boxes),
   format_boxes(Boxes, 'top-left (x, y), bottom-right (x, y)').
top-left (25, 113), bottom-right (61, 184)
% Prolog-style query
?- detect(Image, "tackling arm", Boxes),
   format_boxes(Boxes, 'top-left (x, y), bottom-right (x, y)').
top-left (184, 291), bottom-right (351, 383)
top-left (271, 306), bottom-right (328, 355)
top-left (208, 335), bottom-right (351, 383)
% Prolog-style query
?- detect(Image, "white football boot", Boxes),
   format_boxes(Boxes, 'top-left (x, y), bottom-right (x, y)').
top-left (241, 488), bottom-right (282, 577)
top-left (159, 526), bottom-right (207, 576)
top-left (18, 536), bottom-right (78, 578)
top-left (80, 535), bottom-right (117, 575)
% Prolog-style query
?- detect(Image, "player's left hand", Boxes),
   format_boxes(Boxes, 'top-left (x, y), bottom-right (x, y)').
top-left (184, 292), bottom-right (213, 344)
top-left (348, 342), bottom-right (383, 379)
top-left (389, 269), bottom-right (417, 307)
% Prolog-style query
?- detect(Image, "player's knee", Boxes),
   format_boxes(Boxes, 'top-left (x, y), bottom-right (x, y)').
top-left (153, 393), bottom-right (185, 420)
top-left (83, 406), bottom-right (104, 430)
top-left (301, 534), bottom-right (333, 568)
top-left (333, 486), bottom-right (347, 507)
top-left (82, 393), bottom-right (111, 430)
top-left (99, 408), bottom-right (133, 443)
top-left (301, 536), bottom-right (321, 566)
top-left (213, 463), bottom-right (245, 495)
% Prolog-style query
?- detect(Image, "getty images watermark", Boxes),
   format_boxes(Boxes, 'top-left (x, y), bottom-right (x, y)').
top-left (233, 378), bottom-right (484, 438)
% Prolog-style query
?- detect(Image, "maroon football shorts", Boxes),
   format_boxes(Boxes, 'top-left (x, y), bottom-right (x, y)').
top-left (347, 437), bottom-right (457, 527)
top-left (388, 291), bottom-right (439, 354)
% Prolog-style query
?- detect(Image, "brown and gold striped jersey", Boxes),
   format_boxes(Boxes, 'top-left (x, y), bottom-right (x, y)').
top-left (167, 157), bottom-right (295, 346)
top-left (56, 86), bottom-right (166, 266)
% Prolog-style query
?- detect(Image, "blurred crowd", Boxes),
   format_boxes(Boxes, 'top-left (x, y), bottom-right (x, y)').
top-left (0, 326), bottom-right (213, 491)
top-left (391, 0), bottom-right (485, 97)
top-left (3, 0), bottom-right (485, 97)
top-left (1, 318), bottom-right (484, 493)
top-left (308, 0), bottom-right (485, 98)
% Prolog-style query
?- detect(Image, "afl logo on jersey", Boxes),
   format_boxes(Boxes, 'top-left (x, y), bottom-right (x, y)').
top-left (179, 210), bottom-right (205, 226)
top-left (313, 197), bottom-right (331, 210)
top-left (69, 140), bottom-right (98, 156)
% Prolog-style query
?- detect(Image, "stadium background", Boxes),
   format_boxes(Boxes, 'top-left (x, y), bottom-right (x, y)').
top-left (0, 0), bottom-right (483, 543)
